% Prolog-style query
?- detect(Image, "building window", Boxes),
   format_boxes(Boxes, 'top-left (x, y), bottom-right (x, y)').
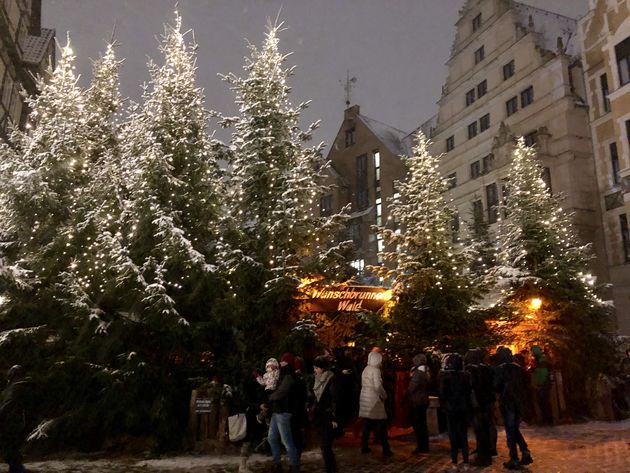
top-left (615, 36), bottom-right (630, 87)
top-left (611, 142), bottom-right (620, 186)
top-left (524, 131), bottom-right (538, 147)
top-left (356, 154), bottom-right (368, 210)
top-left (447, 172), bottom-right (457, 189)
top-left (349, 222), bottom-right (362, 244)
top-left (468, 121), bottom-right (478, 139)
top-left (373, 149), bottom-right (381, 184)
top-left (470, 160), bottom-right (481, 179)
top-left (520, 86), bottom-right (534, 108)
top-left (376, 197), bottom-right (383, 226)
top-left (472, 13), bottom-right (482, 32)
top-left (451, 213), bottom-right (460, 243)
top-left (600, 74), bottom-right (611, 113)
top-left (503, 60), bottom-right (515, 80)
top-left (2, 73), bottom-right (14, 110)
top-left (620, 214), bottom-right (630, 263)
top-left (446, 135), bottom-right (455, 152)
top-left (320, 194), bottom-right (333, 216)
top-left (626, 119), bottom-right (630, 145)
top-left (345, 128), bottom-right (355, 147)
top-left (356, 189), bottom-right (369, 210)
top-left (486, 183), bottom-right (499, 224)
top-left (466, 88), bottom-right (476, 106)
top-left (357, 154), bottom-right (367, 177)
top-left (482, 154), bottom-right (494, 174)
top-left (542, 167), bottom-right (552, 194)
top-left (477, 79), bottom-right (487, 98)
top-left (479, 113), bottom-right (490, 132)
top-left (474, 46), bottom-right (485, 64)
top-left (506, 96), bottom-right (518, 116)
top-left (472, 199), bottom-right (484, 227)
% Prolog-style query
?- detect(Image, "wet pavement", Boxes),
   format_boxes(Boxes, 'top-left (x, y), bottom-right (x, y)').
top-left (25, 419), bottom-right (630, 472)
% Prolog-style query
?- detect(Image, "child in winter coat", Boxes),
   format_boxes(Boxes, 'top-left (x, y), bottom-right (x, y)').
top-left (257, 358), bottom-right (280, 392)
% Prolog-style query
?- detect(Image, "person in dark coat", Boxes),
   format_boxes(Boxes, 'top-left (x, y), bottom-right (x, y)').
top-left (464, 348), bottom-right (495, 467)
top-left (336, 348), bottom-right (359, 427)
top-left (494, 347), bottom-right (533, 470)
top-left (439, 353), bottom-right (472, 466)
top-left (408, 353), bottom-right (430, 453)
top-left (311, 356), bottom-right (341, 473)
top-left (0, 365), bottom-right (31, 473)
top-left (268, 353), bottom-right (301, 473)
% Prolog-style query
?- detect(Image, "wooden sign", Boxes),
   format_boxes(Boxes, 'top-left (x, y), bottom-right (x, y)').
top-left (194, 398), bottom-right (213, 413)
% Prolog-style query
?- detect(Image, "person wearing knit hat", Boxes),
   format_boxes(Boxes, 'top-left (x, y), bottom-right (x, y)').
top-left (311, 355), bottom-right (340, 473)
top-left (280, 352), bottom-right (295, 368)
top-left (268, 352), bottom-right (301, 473)
top-left (409, 353), bottom-right (430, 454)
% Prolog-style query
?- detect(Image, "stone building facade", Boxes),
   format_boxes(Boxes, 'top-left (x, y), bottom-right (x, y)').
top-left (322, 105), bottom-right (410, 272)
top-left (579, 0), bottom-right (630, 333)
top-left (0, 0), bottom-right (55, 141)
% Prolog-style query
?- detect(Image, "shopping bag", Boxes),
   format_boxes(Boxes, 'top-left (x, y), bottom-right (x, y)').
top-left (228, 413), bottom-right (247, 442)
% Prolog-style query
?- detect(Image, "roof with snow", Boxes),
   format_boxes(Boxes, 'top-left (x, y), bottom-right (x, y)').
top-left (22, 28), bottom-right (55, 66)
top-left (402, 114), bottom-right (438, 155)
top-left (513, 3), bottom-right (578, 56)
top-left (357, 113), bottom-right (410, 157)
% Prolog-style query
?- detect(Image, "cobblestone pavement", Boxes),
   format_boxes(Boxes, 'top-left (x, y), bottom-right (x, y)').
top-left (25, 420), bottom-right (630, 473)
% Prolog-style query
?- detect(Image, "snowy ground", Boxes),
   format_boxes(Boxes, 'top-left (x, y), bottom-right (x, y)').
top-left (24, 419), bottom-right (630, 472)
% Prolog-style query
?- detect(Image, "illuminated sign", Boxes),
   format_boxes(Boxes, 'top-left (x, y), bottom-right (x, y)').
top-left (299, 284), bottom-right (392, 313)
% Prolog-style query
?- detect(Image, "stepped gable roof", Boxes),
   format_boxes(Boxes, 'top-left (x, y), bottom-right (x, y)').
top-left (450, 2), bottom-right (578, 59)
top-left (357, 113), bottom-right (410, 157)
top-left (513, 2), bottom-right (578, 56)
top-left (22, 28), bottom-right (55, 65)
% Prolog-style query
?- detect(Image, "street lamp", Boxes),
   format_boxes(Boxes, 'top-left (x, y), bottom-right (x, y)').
top-left (529, 297), bottom-right (542, 311)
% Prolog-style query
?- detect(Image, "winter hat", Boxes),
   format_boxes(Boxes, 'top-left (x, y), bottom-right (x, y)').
top-left (280, 352), bottom-right (295, 368)
top-left (265, 358), bottom-right (279, 370)
top-left (413, 354), bottom-right (427, 366)
top-left (313, 355), bottom-right (330, 371)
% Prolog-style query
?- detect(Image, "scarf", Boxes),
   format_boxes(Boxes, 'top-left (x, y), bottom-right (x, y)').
top-left (313, 370), bottom-right (334, 402)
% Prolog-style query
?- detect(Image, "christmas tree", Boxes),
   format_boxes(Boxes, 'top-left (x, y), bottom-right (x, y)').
top-left (492, 138), bottom-right (614, 410)
top-left (373, 133), bottom-right (484, 352)
top-left (217, 22), bottom-right (345, 366)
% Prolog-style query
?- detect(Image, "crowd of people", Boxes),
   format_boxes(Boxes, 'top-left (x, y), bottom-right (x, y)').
top-left (2, 345), bottom-right (630, 472)
top-left (233, 344), bottom-right (560, 472)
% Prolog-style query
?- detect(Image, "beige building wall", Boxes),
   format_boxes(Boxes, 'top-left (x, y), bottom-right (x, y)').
top-left (431, 0), bottom-right (609, 308)
top-left (0, 0), bottom-right (55, 141)
top-left (579, 0), bottom-right (630, 334)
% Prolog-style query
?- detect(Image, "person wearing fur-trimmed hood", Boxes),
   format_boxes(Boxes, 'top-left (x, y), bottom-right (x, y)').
top-left (358, 351), bottom-right (393, 456)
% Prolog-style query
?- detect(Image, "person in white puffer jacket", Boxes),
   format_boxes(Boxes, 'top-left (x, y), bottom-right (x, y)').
top-left (358, 350), bottom-right (393, 456)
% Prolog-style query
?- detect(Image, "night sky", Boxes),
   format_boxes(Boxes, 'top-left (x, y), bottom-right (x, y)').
top-left (43, 0), bottom-right (588, 149)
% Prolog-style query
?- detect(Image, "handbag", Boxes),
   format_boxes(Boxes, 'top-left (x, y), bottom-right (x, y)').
top-left (228, 413), bottom-right (247, 442)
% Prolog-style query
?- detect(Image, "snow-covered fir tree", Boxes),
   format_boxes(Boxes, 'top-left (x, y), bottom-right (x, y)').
top-left (220, 23), bottom-right (341, 282)
top-left (492, 138), bottom-right (614, 409)
top-left (0, 42), bottom-right (91, 317)
top-left (373, 133), bottom-right (484, 352)
top-left (117, 13), bottom-right (224, 326)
